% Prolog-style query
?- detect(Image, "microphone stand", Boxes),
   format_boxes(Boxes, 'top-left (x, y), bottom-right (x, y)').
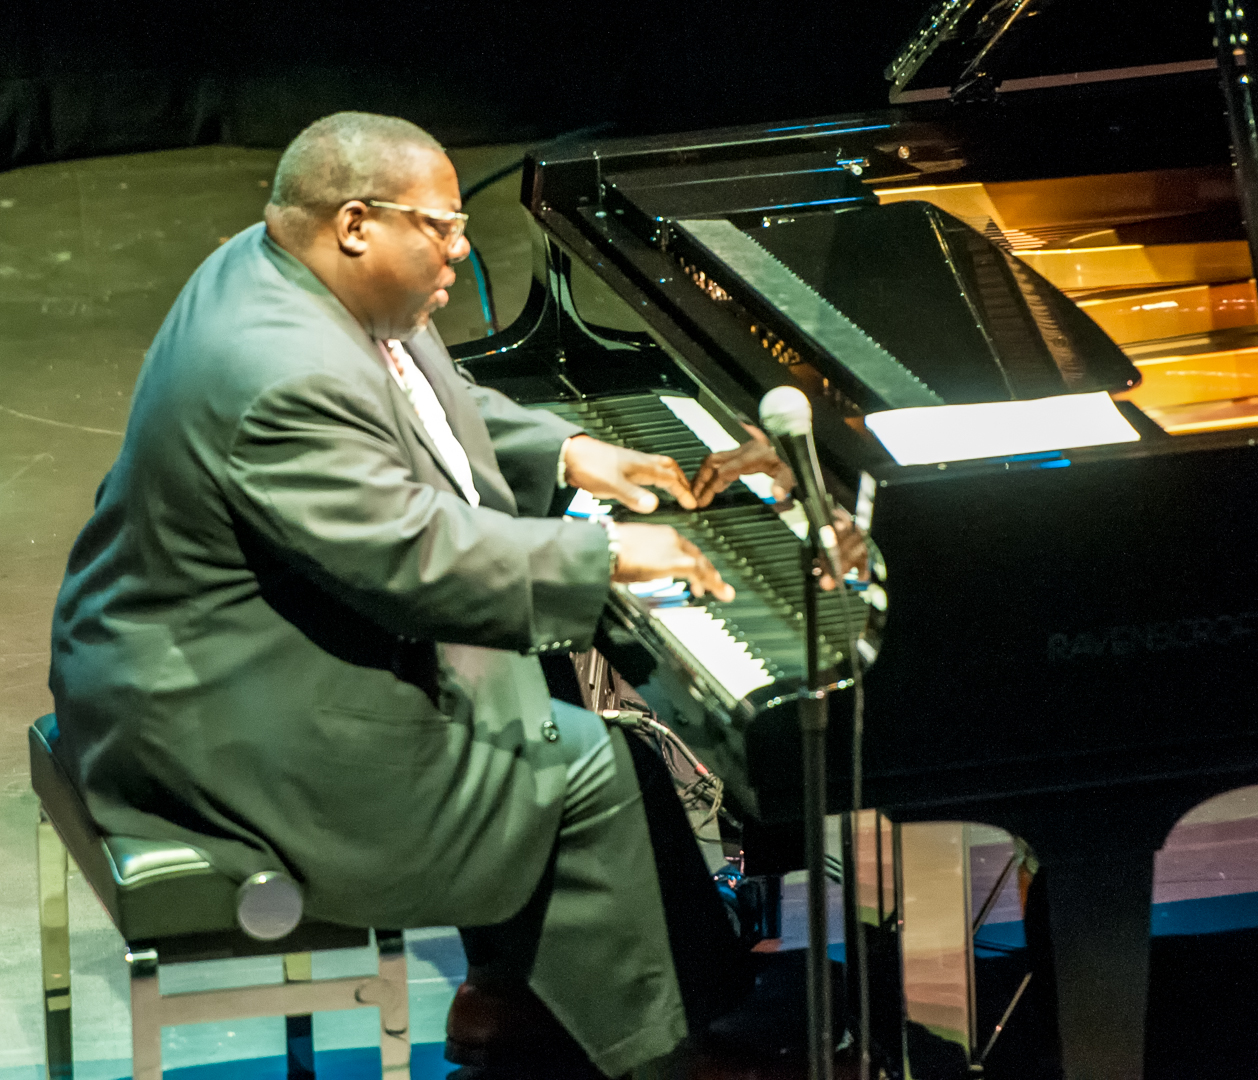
top-left (801, 538), bottom-right (834, 1080)
top-left (759, 385), bottom-right (870, 1080)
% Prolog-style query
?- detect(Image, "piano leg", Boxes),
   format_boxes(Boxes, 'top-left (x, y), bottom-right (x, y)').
top-left (1044, 851), bottom-right (1154, 1080)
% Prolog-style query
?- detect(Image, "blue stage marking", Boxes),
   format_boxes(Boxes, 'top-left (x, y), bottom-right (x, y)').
top-left (763, 123), bottom-right (893, 134)
top-left (1002, 451), bottom-right (1064, 463)
top-left (149, 1042), bottom-right (459, 1079)
top-left (973, 891), bottom-right (1258, 958)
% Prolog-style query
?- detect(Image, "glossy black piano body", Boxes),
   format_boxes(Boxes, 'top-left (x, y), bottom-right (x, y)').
top-left (449, 57), bottom-right (1257, 1080)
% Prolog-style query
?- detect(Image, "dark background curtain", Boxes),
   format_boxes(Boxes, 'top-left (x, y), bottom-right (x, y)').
top-left (0, 0), bottom-right (1215, 169)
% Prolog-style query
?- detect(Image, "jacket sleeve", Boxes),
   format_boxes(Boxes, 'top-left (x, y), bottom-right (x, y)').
top-left (221, 372), bottom-right (609, 654)
top-left (460, 380), bottom-right (584, 518)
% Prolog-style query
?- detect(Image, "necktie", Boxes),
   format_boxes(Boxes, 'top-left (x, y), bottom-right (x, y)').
top-left (380, 338), bottom-right (481, 507)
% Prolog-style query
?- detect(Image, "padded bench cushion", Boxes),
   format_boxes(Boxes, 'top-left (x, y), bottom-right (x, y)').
top-left (105, 835), bottom-right (215, 886)
top-left (30, 715), bottom-right (374, 958)
top-left (30, 715), bottom-right (242, 941)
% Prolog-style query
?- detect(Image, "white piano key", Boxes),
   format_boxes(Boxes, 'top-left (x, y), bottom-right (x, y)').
top-left (660, 396), bottom-right (782, 504)
top-left (780, 503), bottom-right (810, 539)
top-left (739, 471), bottom-right (780, 502)
top-left (660, 396), bottom-right (741, 451)
top-left (628, 578), bottom-right (687, 599)
top-left (564, 488), bottom-right (612, 519)
top-left (651, 605), bottom-right (775, 702)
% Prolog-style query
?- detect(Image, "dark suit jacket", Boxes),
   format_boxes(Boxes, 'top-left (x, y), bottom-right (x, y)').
top-left (49, 223), bottom-right (611, 928)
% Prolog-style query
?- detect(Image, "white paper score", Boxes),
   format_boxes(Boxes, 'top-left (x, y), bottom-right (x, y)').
top-left (865, 391), bottom-right (1140, 466)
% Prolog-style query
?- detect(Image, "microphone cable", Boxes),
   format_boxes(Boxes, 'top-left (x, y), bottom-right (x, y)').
top-left (838, 529), bottom-right (871, 1080)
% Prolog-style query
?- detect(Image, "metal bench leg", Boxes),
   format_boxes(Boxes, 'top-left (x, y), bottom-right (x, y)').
top-left (37, 814), bottom-right (73, 1079)
top-left (375, 931), bottom-right (410, 1074)
top-left (127, 948), bottom-right (163, 1080)
top-left (283, 952), bottom-right (316, 1079)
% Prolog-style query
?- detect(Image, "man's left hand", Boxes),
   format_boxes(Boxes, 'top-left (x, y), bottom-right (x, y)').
top-left (562, 435), bottom-right (697, 513)
top-left (690, 427), bottom-right (870, 587)
top-left (820, 508), bottom-right (869, 589)
top-left (691, 424), bottom-right (794, 507)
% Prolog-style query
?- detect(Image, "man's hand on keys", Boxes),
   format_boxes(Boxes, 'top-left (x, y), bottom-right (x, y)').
top-left (560, 436), bottom-right (733, 599)
top-left (690, 424), bottom-right (795, 507)
top-left (612, 524), bottom-right (734, 601)
top-left (562, 435), bottom-right (697, 513)
top-left (820, 508), bottom-right (869, 589)
top-left (691, 426), bottom-right (869, 589)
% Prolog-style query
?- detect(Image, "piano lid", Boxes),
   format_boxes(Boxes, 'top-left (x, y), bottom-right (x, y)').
top-left (887, 0), bottom-right (1215, 103)
top-left (674, 218), bottom-right (941, 409)
top-left (662, 201), bottom-right (1141, 407)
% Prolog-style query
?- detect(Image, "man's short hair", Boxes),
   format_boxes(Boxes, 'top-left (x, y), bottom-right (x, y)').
top-left (270, 112), bottom-right (444, 212)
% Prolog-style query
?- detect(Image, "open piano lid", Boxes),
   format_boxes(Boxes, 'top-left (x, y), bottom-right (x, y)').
top-left (886, 0), bottom-right (1216, 103)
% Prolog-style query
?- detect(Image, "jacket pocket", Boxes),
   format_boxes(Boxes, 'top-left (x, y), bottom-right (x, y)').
top-left (308, 705), bottom-right (456, 781)
top-left (317, 655), bottom-right (447, 723)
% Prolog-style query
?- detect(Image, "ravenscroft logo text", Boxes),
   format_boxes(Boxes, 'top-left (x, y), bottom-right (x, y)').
top-left (1047, 612), bottom-right (1258, 662)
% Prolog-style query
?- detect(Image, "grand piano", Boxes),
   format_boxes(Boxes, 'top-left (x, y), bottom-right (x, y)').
top-left (449, 2), bottom-right (1258, 1076)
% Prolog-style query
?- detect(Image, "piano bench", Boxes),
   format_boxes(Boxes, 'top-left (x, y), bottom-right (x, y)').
top-left (28, 714), bottom-right (409, 1080)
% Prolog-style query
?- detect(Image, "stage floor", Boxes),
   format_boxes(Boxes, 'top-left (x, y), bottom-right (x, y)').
top-left (2, 145), bottom-right (1257, 1079)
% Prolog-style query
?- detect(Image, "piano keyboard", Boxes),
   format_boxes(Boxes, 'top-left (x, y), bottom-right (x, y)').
top-left (543, 392), bottom-right (879, 717)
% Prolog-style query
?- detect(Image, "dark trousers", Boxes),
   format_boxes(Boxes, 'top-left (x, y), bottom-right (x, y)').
top-left (459, 725), bottom-right (752, 1037)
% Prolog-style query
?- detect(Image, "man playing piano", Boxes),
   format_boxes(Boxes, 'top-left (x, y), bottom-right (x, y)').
top-left (48, 112), bottom-right (862, 1078)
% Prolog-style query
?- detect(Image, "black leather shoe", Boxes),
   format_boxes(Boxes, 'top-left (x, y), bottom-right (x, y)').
top-left (444, 978), bottom-right (605, 1078)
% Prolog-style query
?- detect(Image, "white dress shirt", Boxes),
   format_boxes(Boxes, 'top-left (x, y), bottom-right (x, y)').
top-left (379, 337), bottom-right (481, 507)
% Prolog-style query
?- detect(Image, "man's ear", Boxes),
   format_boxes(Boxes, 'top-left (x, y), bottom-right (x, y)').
top-left (335, 201), bottom-right (370, 256)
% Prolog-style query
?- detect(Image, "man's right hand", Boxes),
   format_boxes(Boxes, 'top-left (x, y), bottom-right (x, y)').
top-left (612, 523), bottom-right (734, 601)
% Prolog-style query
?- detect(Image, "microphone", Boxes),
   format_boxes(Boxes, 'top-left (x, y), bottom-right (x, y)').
top-left (759, 386), bottom-right (843, 580)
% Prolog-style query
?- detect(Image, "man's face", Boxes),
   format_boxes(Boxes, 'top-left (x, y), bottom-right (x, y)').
top-left (355, 149), bottom-right (469, 339)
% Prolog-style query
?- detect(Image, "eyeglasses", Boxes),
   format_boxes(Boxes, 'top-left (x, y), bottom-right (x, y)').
top-left (364, 199), bottom-right (469, 251)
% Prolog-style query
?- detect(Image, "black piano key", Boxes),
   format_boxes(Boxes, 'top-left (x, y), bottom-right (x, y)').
top-left (549, 392), bottom-right (871, 702)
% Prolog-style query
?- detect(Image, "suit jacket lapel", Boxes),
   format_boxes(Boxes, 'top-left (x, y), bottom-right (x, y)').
top-left (258, 233), bottom-right (472, 501)
top-left (378, 362), bottom-right (471, 500)
top-left (404, 325), bottom-right (518, 515)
